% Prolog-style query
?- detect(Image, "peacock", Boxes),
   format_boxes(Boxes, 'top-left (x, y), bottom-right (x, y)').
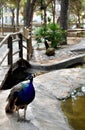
top-left (5, 73), bottom-right (35, 121)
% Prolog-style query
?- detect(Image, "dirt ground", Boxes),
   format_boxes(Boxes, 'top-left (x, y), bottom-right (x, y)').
top-left (67, 37), bottom-right (82, 45)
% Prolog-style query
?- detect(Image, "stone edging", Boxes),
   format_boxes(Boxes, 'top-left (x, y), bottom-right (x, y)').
top-left (29, 54), bottom-right (85, 71)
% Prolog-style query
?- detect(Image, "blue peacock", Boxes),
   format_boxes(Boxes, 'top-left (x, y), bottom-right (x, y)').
top-left (5, 73), bottom-right (35, 120)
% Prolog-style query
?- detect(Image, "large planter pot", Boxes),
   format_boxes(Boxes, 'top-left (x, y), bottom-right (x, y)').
top-left (46, 48), bottom-right (55, 56)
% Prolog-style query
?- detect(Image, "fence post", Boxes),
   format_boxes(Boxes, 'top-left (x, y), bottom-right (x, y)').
top-left (18, 33), bottom-right (23, 59)
top-left (27, 37), bottom-right (32, 60)
top-left (8, 36), bottom-right (12, 65)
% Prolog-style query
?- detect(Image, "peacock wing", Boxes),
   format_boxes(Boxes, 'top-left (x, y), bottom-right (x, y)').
top-left (6, 81), bottom-right (30, 101)
top-left (6, 82), bottom-right (23, 101)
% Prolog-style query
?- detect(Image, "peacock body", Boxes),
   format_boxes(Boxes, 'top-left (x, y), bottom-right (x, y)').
top-left (5, 74), bottom-right (35, 120)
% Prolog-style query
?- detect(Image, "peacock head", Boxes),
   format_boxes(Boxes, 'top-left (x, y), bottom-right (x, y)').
top-left (25, 73), bottom-right (36, 82)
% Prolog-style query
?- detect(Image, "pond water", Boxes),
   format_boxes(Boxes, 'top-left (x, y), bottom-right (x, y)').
top-left (61, 86), bottom-right (85, 130)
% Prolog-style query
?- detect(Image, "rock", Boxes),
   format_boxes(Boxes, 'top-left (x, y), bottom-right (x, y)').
top-left (46, 48), bottom-right (55, 56)
top-left (1, 68), bottom-right (85, 130)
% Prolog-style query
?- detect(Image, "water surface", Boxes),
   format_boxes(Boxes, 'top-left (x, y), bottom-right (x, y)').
top-left (61, 86), bottom-right (85, 130)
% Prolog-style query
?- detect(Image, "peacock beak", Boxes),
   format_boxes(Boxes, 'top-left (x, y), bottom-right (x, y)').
top-left (31, 73), bottom-right (36, 78)
top-left (25, 73), bottom-right (36, 80)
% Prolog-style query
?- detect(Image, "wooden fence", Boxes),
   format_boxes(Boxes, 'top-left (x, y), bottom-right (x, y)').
top-left (68, 28), bottom-right (85, 37)
top-left (0, 32), bottom-right (32, 67)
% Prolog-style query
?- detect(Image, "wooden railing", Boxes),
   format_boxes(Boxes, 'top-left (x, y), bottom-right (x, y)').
top-left (0, 26), bottom-right (21, 35)
top-left (0, 32), bottom-right (32, 67)
top-left (68, 28), bottom-right (85, 37)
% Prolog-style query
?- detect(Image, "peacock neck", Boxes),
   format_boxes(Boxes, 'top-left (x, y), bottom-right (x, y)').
top-left (29, 80), bottom-right (33, 87)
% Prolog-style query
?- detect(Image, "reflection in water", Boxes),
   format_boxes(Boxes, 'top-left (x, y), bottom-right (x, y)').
top-left (61, 86), bottom-right (85, 130)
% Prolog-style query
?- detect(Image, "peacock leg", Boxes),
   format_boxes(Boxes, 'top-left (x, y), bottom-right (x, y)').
top-left (24, 105), bottom-right (27, 120)
top-left (17, 110), bottom-right (20, 121)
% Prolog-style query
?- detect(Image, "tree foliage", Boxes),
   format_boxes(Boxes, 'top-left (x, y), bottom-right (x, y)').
top-left (70, 0), bottom-right (85, 27)
top-left (24, 0), bottom-right (53, 27)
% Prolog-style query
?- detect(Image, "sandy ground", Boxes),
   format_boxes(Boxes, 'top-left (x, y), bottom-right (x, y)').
top-left (67, 37), bottom-right (82, 45)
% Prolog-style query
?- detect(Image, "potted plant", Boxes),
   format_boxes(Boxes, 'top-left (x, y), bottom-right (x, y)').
top-left (34, 23), bottom-right (65, 55)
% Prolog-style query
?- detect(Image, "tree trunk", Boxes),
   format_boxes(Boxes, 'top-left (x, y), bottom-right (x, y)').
top-left (43, 8), bottom-right (47, 25)
top-left (53, 0), bottom-right (56, 23)
top-left (16, 0), bottom-right (20, 26)
top-left (25, 0), bottom-right (37, 28)
top-left (60, 0), bottom-right (70, 44)
top-left (24, 0), bottom-right (37, 59)
top-left (77, 13), bottom-right (81, 28)
top-left (11, 8), bottom-right (15, 26)
top-left (1, 7), bottom-right (3, 35)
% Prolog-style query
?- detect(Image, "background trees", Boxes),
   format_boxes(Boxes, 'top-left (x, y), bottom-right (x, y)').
top-left (0, 0), bottom-right (85, 44)
top-left (70, 0), bottom-right (85, 28)
top-left (1, 0), bottom-right (85, 28)
top-left (6, 0), bottom-right (21, 26)
top-left (0, 0), bottom-right (7, 34)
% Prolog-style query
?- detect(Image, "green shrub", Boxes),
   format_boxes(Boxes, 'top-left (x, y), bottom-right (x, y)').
top-left (34, 23), bottom-right (66, 49)
top-left (35, 26), bottom-right (47, 43)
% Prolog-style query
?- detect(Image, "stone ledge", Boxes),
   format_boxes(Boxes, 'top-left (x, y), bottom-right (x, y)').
top-left (29, 54), bottom-right (85, 71)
